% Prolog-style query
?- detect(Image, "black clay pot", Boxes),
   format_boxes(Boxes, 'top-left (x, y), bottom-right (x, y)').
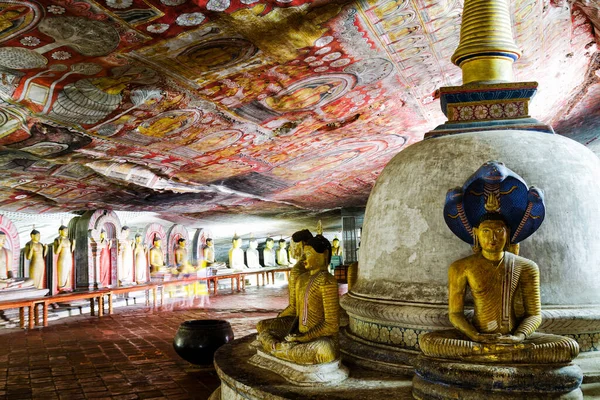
top-left (173, 319), bottom-right (234, 365)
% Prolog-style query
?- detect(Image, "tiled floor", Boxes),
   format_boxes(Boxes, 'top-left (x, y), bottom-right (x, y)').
top-left (0, 285), bottom-right (289, 400)
top-left (2, 286), bottom-right (599, 400)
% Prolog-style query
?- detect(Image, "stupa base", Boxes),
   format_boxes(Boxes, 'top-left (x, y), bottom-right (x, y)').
top-left (413, 355), bottom-right (583, 400)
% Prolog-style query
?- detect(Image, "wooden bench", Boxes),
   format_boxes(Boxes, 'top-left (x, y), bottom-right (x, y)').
top-left (261, 267), bottom-right (292, 285)
top-left (35, 289), bottom-right (112, 327)
top-left (205, 272), bottom-right (241, 295)
top-left (103, 283), bottom-right (159, 314)
top-left (0, 298), bottom-right (37, 329)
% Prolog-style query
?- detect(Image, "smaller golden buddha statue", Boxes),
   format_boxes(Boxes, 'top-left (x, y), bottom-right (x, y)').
top-left (275, 229), bottom-right (313, 319)
top-left (149, 235), bottom-right (166, 275)
top-left (174, 238), bottom-right (195, 274)
top-left (256, 234), bottom-right (340, 365)
top-left (331, 238), bottom-right (342, 257)
top-left (24, 229), bottom-right (47, 289)
top-left (203, 238), bottom-right (215, 266)
top-left (53, 225), bottom-right (75, 292)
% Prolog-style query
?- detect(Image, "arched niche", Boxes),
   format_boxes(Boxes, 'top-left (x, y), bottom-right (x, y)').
top-left (192, 229), bottom-right (207, 266)
top-left (166, 224), bottom-right (189, 267)
top-left (73, 210), bottom-right (121, 290)
top-left (143, 222), bottom-right (166, 259)
top-left (89, 211), bottom-right (121, 288)
top-left (0, 214), bottom-right (21, 277)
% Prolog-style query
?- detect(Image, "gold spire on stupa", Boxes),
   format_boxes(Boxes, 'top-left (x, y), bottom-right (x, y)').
top-left (452, 0), bottom-right (522, 85)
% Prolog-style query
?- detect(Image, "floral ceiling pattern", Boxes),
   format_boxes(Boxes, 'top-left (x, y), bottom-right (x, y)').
top-left (0, 0), bottom-right (597, 223)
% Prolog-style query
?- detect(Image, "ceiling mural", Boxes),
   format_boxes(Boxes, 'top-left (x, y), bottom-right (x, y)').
top-left (0, 0), bottom-right (597, 224)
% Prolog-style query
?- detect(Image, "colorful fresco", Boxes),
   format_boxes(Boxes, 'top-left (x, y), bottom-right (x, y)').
top-left (0, 0), bottom-right (597, 224)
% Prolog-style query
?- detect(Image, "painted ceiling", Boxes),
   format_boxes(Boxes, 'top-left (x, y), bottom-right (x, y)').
top-left (0, 0), bottom-right (598, 225)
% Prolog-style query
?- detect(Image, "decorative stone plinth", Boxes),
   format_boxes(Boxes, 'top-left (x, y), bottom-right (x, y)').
top-left (248, 349), bottom-right (349, 386)
top-left (412, 355), bottom-right (583, 400)
top-left (213, 334), bottom-right (415, 400)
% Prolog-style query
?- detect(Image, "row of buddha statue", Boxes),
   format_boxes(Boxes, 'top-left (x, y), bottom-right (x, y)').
top-left (248, 162), bottom-right (581, 398)
top-left (228, 235), bottom-right (342, 270)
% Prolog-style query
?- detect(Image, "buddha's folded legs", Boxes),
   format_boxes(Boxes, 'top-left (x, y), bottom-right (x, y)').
top-left (267, 336), bottom-right (338, 365)
top-left (420, 330), bottom-right (579, 363)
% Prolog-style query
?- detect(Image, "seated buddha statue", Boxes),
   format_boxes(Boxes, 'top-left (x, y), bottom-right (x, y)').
top-left (228, 235), bottom-right (247, 270)
top-left (174, 238), bottom-right (195, 274)
top-left (262, 238), bottom-right (276, 268)
top-left (245, 238), bottom-right (261, 269)
top-left (276, 239), bottom-right (290, 267)
top-left (420, 162), bottom-right (579, 364)
top-left (276, 229), bottom-right (313, 319)
top-left (256, 234), bottom-right (340, 365)
top-left (149, 235), bottom-right (166, 275)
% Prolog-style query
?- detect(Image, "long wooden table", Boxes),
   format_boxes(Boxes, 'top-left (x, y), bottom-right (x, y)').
top-left (0, 266), bottom-right (295, 329)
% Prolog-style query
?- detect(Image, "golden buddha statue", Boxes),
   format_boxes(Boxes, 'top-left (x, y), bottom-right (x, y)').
top-left (420, 162), bottom-right (579, 364)
top-left (53, 225), bottom-right (75, 292)
top-left (24, 229), bottom-right (47, 289)
top-left (149, 235), bottom-right (166, 275)
top-left (203, 238), bottom-right (215, 266)
top-left (256, 234), bottom-right (340, 365)
top-left (174, 238), bottom-right (195, 274)
top-left (421, 215), bottom-right (578, 363)
top-left (275, 229), bottom-right (313, 319)
top-left (331, 238), bottom-right (342, 257)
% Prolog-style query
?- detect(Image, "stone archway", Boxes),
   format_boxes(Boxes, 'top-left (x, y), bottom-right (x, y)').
top-left (166, 224), bottom-right (189, 267)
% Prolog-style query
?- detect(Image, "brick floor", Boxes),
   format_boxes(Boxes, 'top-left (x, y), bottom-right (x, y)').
top-left (0, 286), bottom-right (288, 400)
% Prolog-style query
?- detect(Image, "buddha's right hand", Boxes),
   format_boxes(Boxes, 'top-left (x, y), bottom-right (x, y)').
top-left (472, 333), bottom-right (502, 343)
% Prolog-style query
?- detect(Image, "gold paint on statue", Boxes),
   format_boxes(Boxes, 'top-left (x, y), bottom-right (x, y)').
top-left (420, 219), bottom-right (579, 363)
top-left (256, 235), bottom-right (339, 365)
top-left (149, 236), bottom-right (165, 274)
top-left (25, 230), bottom-right (47, 289)
top-left (451, 0), bottom-right (521, 84)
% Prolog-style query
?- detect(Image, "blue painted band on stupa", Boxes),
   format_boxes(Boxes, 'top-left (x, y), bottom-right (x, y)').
top-left (453, 51), bottom-right (520, 66)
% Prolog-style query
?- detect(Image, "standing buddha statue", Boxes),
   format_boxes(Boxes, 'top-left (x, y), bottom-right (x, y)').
top-left (97, 229), bottom-right (112, 288)
top-left (53, 225), bottom-right (75, 292)
top-left (24, 229), bottom-right (46, 289)
top-left (133, 233), bottom-right (148, 283)
top-left (118, 226), bottom-right (134, 285)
